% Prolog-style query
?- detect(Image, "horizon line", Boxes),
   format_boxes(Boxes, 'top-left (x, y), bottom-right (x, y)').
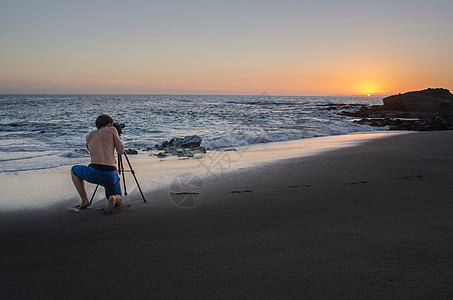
top-left (0, 92), bottom-right (390, 97)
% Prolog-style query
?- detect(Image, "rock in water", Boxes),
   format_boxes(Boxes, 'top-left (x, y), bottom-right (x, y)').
top-left (382, 88), bottom-right (453, 112)
top-left (156, 152), bottom-right (167, 158)
top-left (172, 135), bottom-right (202, 148)
top-left (74, 149), bottom-right (89, 155)
top-left (158, 135), bottom-right (203, 149)
top-left (154, 135), bottom-right (205, 158)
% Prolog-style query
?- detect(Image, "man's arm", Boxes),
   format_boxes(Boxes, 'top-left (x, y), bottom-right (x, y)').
top-left (113, 129), bottom-right (125, 155)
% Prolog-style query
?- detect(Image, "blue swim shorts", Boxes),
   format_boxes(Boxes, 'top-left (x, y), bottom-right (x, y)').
top-left (71, 165), bottom-right (122, 198)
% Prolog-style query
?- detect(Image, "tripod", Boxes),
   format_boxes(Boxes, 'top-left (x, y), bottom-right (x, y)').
top-left (90, 152), bottom-right (146, 204)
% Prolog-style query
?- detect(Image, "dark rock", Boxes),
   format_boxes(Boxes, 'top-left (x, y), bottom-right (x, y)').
top-left (354, 112), bottom-right (453, 131)
top-left (341, 105), bottom-right (427, 119)
top-left (156, 152), bottom-right (167, 158)
top-left (383, 88), bottom-right (453, 112)
top-left (191, 146), bottom-right (207, 154)
top-left (74, 149), bottom-right (89, 155)
top-left (317, 104), bottom-right (365, 111)
top-left (154, 146), bottom-right (206, 159)
top-left (125, 148), bottom-right (139, 155)
top-left (173, 135), bottom-right (202, 148)
top-left (155, 148), bottom-right (198, 158)
top-left (177, 149), bottom-right (194, 158)
top-left (152, 135), bottom-right (205, 158)
top-left (353, 118), bottom-right (399, 127)
top-left (158, 135), bottom-right (202, 149)
top-left (409, 112), bottom-right (453, 131)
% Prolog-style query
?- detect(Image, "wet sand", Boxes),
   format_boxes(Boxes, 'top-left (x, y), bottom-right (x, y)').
top-left (1, 131), bottom-right (452, 299)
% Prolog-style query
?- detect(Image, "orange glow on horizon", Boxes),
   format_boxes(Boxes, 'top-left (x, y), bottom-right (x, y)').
top-left (0, 66), bottom-right (446, 96)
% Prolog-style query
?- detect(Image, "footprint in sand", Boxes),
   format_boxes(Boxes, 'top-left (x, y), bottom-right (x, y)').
top-left (70, 206), bottom-right (99, 213)
top-left (398, 175), bottom-right (423, 180)
top-left (349, 181), bottom-right (368, 185)
top-left (71, 204), bottom-right (93, 212)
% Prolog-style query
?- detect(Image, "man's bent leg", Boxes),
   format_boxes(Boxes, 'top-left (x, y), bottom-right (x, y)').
top-left (104, 195), bottom-right (122, 213)
top-left (71, 171), bottom-right (90, 209)
top-left (103, 171), bottom-right (122, 213)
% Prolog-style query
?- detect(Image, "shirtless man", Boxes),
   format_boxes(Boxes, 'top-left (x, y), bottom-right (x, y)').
top-left (71, 114), bottom-right (125, 213)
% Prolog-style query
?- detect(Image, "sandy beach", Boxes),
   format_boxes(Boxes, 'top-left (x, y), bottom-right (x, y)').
top-left (1, 130), bottom-right (452, 299)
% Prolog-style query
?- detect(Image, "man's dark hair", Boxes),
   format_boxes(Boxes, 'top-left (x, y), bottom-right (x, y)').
top-left (96, 114), bottom-right (114, 129)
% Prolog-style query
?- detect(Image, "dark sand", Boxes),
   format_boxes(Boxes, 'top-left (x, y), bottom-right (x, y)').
top-left (1, 131), bottom-right (452, 299)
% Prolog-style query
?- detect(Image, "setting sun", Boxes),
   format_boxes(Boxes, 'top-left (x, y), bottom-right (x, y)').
top-left (355, 78), bottom-right (385, 96)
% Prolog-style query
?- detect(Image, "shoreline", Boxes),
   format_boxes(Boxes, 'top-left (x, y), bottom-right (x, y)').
top-left (0, 130), bottom-right (409, 212)
top-left (1, 130), bottom-right (452, 298)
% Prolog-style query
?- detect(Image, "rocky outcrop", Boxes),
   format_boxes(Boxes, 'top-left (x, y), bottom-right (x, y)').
top-left (157, 135), bottom-right (202, 149)
top-left (382, 88), bottom-right (453, 112)
top-left (153, 135), bottom-right (206, 158)
top-left (353, 112), bottom-right (453, 131)
top-left (156, 147), bottom-right (206, 158)
top-left (340, 88), bottom-right (453, 131)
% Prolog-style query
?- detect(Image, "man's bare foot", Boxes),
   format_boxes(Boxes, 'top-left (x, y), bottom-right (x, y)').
top-left (79, 201), bottom-right (91, 209)
top-left (104, 196), bottom-right (117, 213)
top-left (114, 195), bottom-right (122, 207)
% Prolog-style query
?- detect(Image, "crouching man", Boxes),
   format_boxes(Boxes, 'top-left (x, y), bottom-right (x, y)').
top-left (71, 114), bottom-right (125, 213)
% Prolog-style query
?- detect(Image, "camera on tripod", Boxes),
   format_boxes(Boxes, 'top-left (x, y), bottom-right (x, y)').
top-left (113, 122), bottom-right (125, 136)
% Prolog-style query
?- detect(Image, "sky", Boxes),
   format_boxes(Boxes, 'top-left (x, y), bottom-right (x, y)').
top-left (1, 0), bottom-right (452, 96)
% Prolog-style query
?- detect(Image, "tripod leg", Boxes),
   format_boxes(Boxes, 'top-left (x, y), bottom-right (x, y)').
top-left (90, 185), bottom-right (99, 204)
top-left (123, 153), bottom-right (147, 202)
top-left (119, 153), bottom-right (127, 195)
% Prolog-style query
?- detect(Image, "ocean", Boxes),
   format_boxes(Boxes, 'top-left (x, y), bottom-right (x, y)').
top-left (0, 94), bottom-right (382, 173)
